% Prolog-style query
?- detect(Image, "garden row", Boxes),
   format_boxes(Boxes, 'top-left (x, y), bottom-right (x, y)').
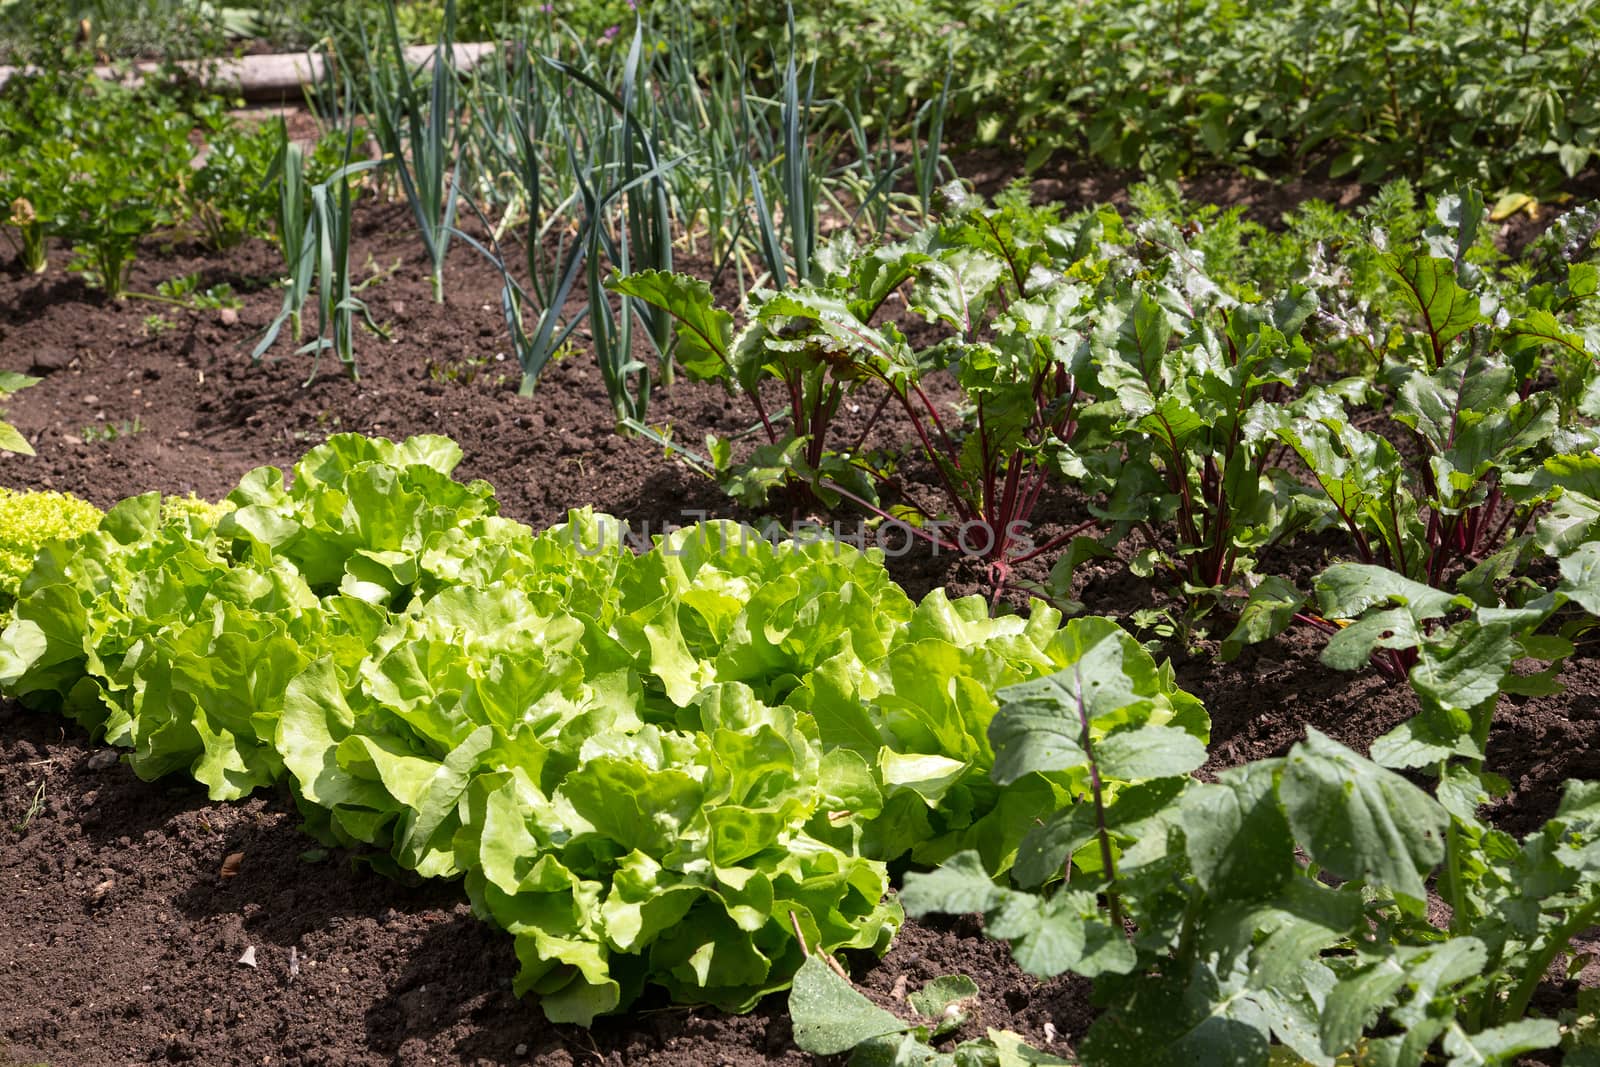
top-left (610, 179), bottom-right (1600, 639)
top-left (2, 0), bottom-right (954, 387)
top-left (8, 0), bottom-right (1598, 191)
top-left (8, 0), bottom-right (1600, 406)
top-left (3, 417), bottom-right (1600, 1061)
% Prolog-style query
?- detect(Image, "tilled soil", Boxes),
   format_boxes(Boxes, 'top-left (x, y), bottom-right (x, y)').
top-left (1, 183), bottom-right (1597, 1066)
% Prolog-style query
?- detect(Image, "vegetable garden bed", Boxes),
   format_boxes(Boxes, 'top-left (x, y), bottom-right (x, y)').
top-left (9, 24), bottom-right (1600, 1049)
top-left (4, 179), bottom-right (1600, 1066)
top-left (0, 196), bottom-right (1103, 1067)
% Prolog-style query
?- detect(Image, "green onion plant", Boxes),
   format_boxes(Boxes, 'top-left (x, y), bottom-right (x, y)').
top-left (453, 39), bottom-right (589, 396)
top-left (266, 120), bottom-right (312, 344)
top-left (255, 121), bottom-right (384, 381)
top-left (380, 0), bottom-right (462, 304)
top-left (553, 23), bottom-right (681, 424)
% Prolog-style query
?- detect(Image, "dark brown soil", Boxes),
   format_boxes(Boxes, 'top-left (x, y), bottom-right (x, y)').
top-left (0, 700), bottom-right (1097, 1067)
top-left (1, 167), bottom-right (1597, 1066)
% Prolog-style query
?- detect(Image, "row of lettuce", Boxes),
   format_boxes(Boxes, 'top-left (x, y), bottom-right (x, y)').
top-left (0, 435), bottom-right (1203, 1025)
top-left (5, 431), bottom-right (1600, 1062)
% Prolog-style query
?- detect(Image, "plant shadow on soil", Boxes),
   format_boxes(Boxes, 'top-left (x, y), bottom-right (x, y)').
top-left (3, 164), bottom-right (1600, 1064)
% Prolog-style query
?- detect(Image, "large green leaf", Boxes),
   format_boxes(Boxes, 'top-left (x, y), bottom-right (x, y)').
top-left (1383, 253), bottom-right (1481, 358)
top-left (1315, 564), bottom-right (1467, 623)
top-left (899, 850), bottom-right (1003, 918)
top-left (1181, 761), bottom-right (1293, 901)
top-left (1279, 730), bottom-right (1447, 901)
top-left (1014, 776), bottom-right (1186, 889)
top-left (1441, 1020), bottom-right (1561, 1067)
top-left (1080, 963), bottom-right (1272, 1067)
top-left (990, 618), bottom-right (1206, 785)
top-left (607, 270), bottom-right (733, 382)
top-left (789, 956), bottom-right (910, 1055)
top-left (1221, 576), bottom-right (1305, 659)
top-left (902, 851), bottom-right (1133, 981)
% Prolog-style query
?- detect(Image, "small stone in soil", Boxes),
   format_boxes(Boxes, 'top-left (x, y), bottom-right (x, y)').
top-left (29, 348), bottom-right (73, 373)
top-left (85, 749), bottom-right (119, 771)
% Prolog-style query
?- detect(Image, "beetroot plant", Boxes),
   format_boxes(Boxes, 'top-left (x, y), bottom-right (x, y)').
top-left (1088, 222), bottom-right (1322, 597)
top-left (613, 187), bottom-right (1125, 602)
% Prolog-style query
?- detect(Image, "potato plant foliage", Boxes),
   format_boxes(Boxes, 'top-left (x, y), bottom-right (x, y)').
top-left (904, 691), bottom-right (1600, 1065)
top-left (706, 0), bottom-right (1599, 190)
top-left (0, 433), bottom-right (1207, 1024)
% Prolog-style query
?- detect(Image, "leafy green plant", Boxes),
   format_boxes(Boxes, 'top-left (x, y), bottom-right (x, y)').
top-left (0, 0), bottom-right (228, 62)
top-left (79, 416), bottom-right (143, 444)
top-left (2, 432), bottom-right (1160, 1026)
top-left (0, 371), bottom-right (39, 455)
top-left (159, 492), bottom-right (232, 528)
top-left (787, 956), bottom-right (1067, 1066)
top-left (0, 487), bottom-right (101, 612)
top-left (134, 272), bottom-right (242, 312)
top-left (903, 659), bottom-right (1600, 1065)
top-left (4, 196), bottom-right (47, 273)
top-left (614, 186), bottom-right (1123, 587)
top-left (1280, 347), bottom-right (1557, 587)
top-left (0, 49), bottom-right (342, 289)
top-left (187, 117), bottom-right (285, 251)
top-left (607, 265), bottom-right (876, 512)
top-left (53, 89), bottom-right (192, 301)
top-left (0, 58), bottom-right (84, 271)
top-left (1214, 190), bottom-right (1597, 669)
top-left (1305, 563), bottom-right (1574, 767)
top-left (1220, 196), bottom-right (1595, 663)
top-left (1091, 225), bottom-right (1321, 598)
top-left (700, 0), bottom-right (1600, 191)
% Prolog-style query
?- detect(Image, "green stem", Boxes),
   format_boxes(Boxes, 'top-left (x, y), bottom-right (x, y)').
top-left (124, 292), bottom-right (193, 309)
top-left (1075, 664), bottom-right (1124, 931)
top-left (1443, 818), bottom-right (1468, 935)
top-left (1501, 896), bottom-right (1600, 1024)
